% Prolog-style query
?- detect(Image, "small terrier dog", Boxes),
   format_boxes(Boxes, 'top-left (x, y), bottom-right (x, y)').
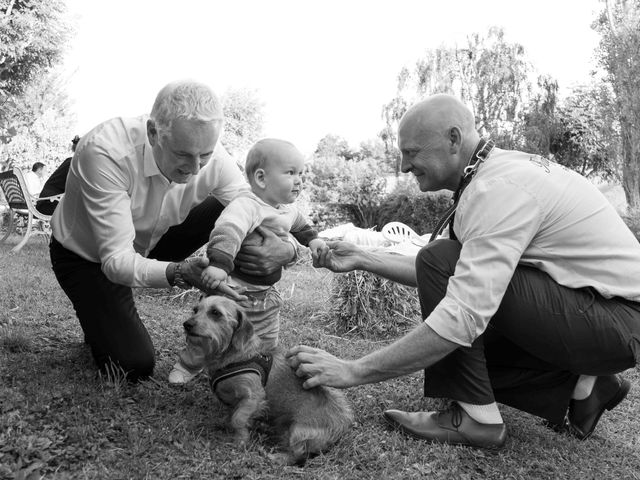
top-left (182, 295), bottom-right (353, 465)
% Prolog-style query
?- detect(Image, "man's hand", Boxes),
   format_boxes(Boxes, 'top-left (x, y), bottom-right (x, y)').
top-left (234, 226), bottom-right (295, 276)
top-left (178, 256), bottom-right (209, 287)
top-left (312, 240), bottom-right (364, 273)
top-left (286, 345), bottom-right (358, 389)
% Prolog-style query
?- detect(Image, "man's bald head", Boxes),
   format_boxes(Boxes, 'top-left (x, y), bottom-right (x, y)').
top-left (397, 94), bottom-right (481, 192)
top-left (399, 94), bottom-right (478, 146)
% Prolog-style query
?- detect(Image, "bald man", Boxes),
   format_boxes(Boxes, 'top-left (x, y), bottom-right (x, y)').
top-left (287, 94), bottom-right (640, 449)
top-left (50, 81), bottom-right (297, 382)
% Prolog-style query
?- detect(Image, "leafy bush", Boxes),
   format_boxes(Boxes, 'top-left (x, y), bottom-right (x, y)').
top-left (307, 203), bottom-right (352, 232)
top-left (305, 156), bottom-right (390, 228)
top-left (377, 179), bottom-right (452, 235)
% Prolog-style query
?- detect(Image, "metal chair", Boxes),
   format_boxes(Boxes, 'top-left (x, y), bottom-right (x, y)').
top-left (0, 167), bottom-right (62, 252)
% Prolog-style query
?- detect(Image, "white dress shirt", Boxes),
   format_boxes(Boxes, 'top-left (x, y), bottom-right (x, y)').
top-left (24, 170), bottom-right (42, 196)
top-left (51, 115), bottom-right (250, 288)
top-left (425, 148), bottom-right (640, 347)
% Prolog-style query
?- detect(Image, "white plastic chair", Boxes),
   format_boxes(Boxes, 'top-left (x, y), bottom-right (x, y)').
top-left (381, 222), bottom-right (427, 247)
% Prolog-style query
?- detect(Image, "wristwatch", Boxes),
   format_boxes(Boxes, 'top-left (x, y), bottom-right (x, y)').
top-left (173, 262), bottom-right (191, 290)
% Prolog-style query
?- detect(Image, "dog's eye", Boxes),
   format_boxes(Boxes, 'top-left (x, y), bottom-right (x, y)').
top-left (192, 307), bottom-right (198, 314)
top-left (209, 308), bottom-right (220, 317)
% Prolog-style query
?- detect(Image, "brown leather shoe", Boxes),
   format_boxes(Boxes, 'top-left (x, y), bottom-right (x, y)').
top-left (383, 403), bottom-right (507, 449)
top-left (568, 375), bottom-right (631, 440)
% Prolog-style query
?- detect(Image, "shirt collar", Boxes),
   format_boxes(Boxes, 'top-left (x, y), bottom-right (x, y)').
top-left (142, 142), bottom-right (158, 177)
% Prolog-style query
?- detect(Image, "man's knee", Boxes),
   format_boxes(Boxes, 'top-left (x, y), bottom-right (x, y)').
top-left (415, 239), bottom-right (461, 316)
top-left (416, 239), bottom-right (461, 278)
top-left (97, 349), bottom-right (155, 382)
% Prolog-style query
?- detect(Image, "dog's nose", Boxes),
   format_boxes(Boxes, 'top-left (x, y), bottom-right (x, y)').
top-left (183, 320), bottom-right (193, 332)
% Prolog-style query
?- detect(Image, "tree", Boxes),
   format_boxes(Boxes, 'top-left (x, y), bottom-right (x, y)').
top-left (381, 27), bottom-right (534, 157)
top-left (516, 75), bottom-right (560, 155)
top-left (550, 83), bottom-right (620, 180)
top-left (314, 134), bottom-right (353, 159)
top-left (0, 0), bottom-right (70, 100)
top-left (357, 138), bottom-right (386, 161)
top-left (0, 69), bottom-right (76, 172)
top-left (595, 0), bottom-right (640, 210)
top-left (220, 87), bottom-right (265, 158)
top-left (0, 0), bottom-right (73, 170)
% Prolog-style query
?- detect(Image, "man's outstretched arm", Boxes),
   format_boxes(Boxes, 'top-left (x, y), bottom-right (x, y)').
top-left (287, 322), bottom-right (457, 389)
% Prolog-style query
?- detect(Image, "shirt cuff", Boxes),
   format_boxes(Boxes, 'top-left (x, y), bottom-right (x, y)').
top-left (423, 298), bottom-right (479, 348)
top-left (149, 260), bottom-right (172, 288)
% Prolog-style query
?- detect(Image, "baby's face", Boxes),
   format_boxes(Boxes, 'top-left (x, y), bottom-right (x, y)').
top-left (260, 152), bottom-right (305, 206)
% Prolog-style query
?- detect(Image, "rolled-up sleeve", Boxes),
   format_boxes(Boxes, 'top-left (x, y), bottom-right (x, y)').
top-left (78, 143), bottom-right (170, 288)
top-left (424, 178), bottom-right (542, 346)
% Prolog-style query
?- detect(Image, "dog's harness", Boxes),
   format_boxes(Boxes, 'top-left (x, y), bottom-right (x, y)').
top-left (209, 353), bottom-right (274, 391)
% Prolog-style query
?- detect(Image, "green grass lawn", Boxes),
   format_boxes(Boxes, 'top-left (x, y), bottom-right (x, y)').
top-left (1, 236), bottom-right (639, 480)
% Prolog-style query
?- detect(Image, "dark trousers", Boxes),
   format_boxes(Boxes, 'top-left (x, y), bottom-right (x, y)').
top-left (417, 239), bottom-right (640, 425)
top-left (49, 197), bottom-right (226, 381)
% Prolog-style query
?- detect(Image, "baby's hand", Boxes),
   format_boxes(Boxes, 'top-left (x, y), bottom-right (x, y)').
top-left (309, 238), bottom-right (328, 261)
top-left (201, 266), bottom-right (228, 291)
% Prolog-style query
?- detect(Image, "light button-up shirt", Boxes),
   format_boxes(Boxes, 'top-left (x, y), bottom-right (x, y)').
top-left (51, 115), bottom-right (250, 288)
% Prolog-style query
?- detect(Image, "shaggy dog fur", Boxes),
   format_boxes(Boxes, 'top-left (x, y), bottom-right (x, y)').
top-left (182, 295), bottom-right (353, 465)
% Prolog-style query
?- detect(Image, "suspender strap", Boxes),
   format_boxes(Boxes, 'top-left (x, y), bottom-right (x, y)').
top-left (429, 139), bottom-right (495, 243)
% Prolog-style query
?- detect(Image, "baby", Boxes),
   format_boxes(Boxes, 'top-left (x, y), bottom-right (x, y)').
top-left (169, 138), bottom-right (326, 384)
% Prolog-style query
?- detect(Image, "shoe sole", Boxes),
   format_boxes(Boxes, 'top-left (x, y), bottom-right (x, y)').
top-left (382, 412), bottom-right (504, 450)
top-left (573, 379), bottom-right (631, 440)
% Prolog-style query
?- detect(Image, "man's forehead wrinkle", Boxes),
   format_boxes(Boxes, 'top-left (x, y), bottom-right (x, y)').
top-left (400, 126), bottom-right (442, 150)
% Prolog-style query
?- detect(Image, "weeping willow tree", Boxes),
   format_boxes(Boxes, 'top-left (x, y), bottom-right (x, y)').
top-left (380, 27), bottom-right (536, 173)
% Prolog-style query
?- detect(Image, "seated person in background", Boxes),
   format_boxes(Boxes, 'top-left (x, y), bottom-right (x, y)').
top-left (169, 138), bottom-right (326, 384)
top-left (24, 162), bottom-right (45, 196)
top-left (36, 135), bottom-right (80, 215)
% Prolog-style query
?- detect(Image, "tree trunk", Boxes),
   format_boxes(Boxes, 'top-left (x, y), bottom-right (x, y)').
top-left (621, 124), bottom-right (640, 213)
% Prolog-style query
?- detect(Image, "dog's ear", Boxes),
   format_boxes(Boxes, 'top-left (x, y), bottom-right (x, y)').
top-left (230, 306), bottom-right (255, 352)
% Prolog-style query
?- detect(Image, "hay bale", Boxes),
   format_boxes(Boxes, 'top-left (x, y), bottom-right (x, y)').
top-left (323, 270), bottom-right (422, 339)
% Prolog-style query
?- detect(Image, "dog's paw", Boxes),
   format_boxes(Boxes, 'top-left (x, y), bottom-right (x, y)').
top-left (266, 451), bottom-right (308, 467)
top-left (267, 452), bottom-right (292, 466)
top-left (233, 430), bottom-right (250, 446)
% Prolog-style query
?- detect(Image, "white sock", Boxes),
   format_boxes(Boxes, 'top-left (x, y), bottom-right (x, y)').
top-left (457, 401), bottom-right (503, 424)
top-left (572, 375), bottom-right (597, 400)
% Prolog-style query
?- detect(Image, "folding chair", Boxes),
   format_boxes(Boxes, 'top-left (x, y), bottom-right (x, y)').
top-left (0, 168), bottom-right (63, 252)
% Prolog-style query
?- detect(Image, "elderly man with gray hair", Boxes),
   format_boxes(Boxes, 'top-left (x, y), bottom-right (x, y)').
top-left (50, 80), bottom-right (296, 381)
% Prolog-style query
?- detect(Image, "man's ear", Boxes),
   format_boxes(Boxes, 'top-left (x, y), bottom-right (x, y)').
top-left (147, 119), bottom-right (158, 147)
top-left (253, 168), bottom-right (266, 189)
top-left (448, 126), bottom-right (463, 154)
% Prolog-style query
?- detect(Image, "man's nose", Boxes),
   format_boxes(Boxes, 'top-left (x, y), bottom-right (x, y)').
top-left (187, 157), bottom-right (200, 174)
top-left (400, 155), bottom-right (411, 174)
